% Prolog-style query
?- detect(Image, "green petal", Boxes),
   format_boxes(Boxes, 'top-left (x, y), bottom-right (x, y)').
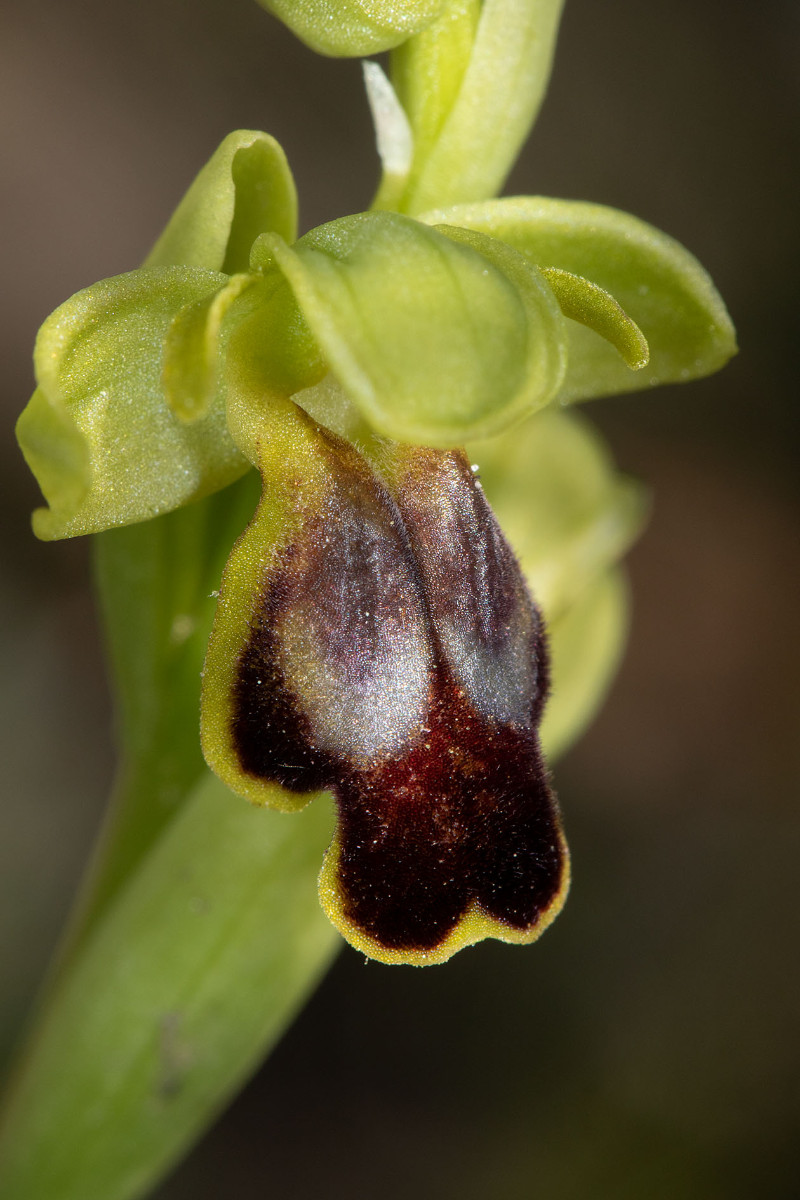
top-left (541, 267), bottom-right (649, 371)
top-left (251, 212), bottom-right (566, 445)
top-left (17, 268), bottom-right (248, 540)
top-left (419, 196), bottom-right (737, 399)
top-left (162, 273), bottom-right (257, 422)
top-left (146, 130), bottom-right (297, 272)
top-left (225, 269), bottom-right (328, 413)
top-left (257, 0), bottom-right (448, 56)
top-left (390, 0), bottom-right (567, 214)
top-left (467, 405), bottom-right (646, 622)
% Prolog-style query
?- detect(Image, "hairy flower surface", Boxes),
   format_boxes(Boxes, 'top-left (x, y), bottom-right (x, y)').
top-left (201, 403), bottom-right (568, 963)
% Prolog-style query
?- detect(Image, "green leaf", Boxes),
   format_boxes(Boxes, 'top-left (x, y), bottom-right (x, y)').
top-left (420, 196), bottom-right (737, 399)
top-left (540, 567), bottom-right (629, 760)
top-left (258, 0), bottom-right (448, 56)
top-left (146, 130), bottom-right (298, 272)
top-left (390, 0), bottom-right (567, 213)
top-left (252, 212), bottom-right (566, 445)
top-left (0, 772), bottom-right (338, 1200)
top-left (0, 456), bottom-right (340, 1200)
top-left (16, 268), bottom-right (249, 539)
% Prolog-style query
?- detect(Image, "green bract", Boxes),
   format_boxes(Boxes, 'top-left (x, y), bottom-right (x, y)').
top-left (385, 0), bottom-right (567, 212)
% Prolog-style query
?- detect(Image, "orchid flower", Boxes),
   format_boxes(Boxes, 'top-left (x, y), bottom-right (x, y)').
top-left (16, 101), bottom-right (732, 961)
top-left (2, 4), bottom-right (735, 1198)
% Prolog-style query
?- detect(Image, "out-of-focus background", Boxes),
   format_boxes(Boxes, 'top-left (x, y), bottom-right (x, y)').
top-left (1, 1), bottom-right (798, 1196)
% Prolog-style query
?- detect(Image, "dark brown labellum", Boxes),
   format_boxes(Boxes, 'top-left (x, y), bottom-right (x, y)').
top-left (227, 426), bottom-right (567, 959)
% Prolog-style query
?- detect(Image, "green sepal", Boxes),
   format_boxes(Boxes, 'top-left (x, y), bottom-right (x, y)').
top-left (468, 404), bottom-right (647, 623)
top-left (541, 567), bottom-right (629, 761)
top-left (419, 196), bottom-right (737, 400)
top-left (146, 130), bottom-right (298, 272)
top-left (390, 0), bottom-right (567, 214)
top-left (468, 404), bottom-right (644, 756)
top-left (253, 212), bottom-right (567, 446)
top-left (469, 406), bottom-right (643, 758)
top-left (17, 268), bottom-right (249, 540)
top-left (257, 0), bottom-right (448, 56)
top-left (14, 387), bottom-right (91, 526)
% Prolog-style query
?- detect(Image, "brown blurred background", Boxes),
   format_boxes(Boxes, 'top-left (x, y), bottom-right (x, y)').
top-left (1, 1), bottom-right (798, 1196)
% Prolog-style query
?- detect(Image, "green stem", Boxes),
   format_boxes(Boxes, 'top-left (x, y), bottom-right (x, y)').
top-left (0, 472), bottom-right (340, 1200)
top-left (69, 475), bottom-right (261, 949)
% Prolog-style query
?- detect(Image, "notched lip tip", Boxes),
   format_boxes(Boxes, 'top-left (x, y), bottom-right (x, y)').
top-left (319, 854), bottom-right (571, 968)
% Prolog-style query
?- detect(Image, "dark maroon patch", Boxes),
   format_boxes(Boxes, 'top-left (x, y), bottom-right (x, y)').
top-left (335, 670), bottom-right (562, 951)
top-left (233, 563), bottom-right (335, 793)
top-left (231, 433), bottom-right (565, 953)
